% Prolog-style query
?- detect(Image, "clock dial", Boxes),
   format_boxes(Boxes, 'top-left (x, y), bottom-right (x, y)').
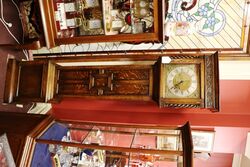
top-left (165, 65), bottom-right (199, 98)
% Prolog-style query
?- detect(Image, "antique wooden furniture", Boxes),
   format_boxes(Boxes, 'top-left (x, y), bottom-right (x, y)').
top-left (38, 0), bottom-right (165, 48)
top-left (17, 117), bottom-right (193, 167)
top-left (158, 52), bottom-right (219, 111)
top-left (4, 58), bottom-right (155, 103)
top-left (0, 112), bottom-right (48, 166)
top-left (4, 52), bottom-right (219, 112)
top-left (4, 59), bottom-right (56, 103)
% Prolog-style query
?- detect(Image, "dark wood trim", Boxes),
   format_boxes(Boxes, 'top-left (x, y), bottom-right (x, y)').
top-left (33, 48), bottom-right (245, 58)
top-left (158, 0), bottom-right (165, 43)
top-left (55, 95), bottom-right (152, 101)
top-left (4, 59), bottom-right (19, 103)
top-left (38, 0), bottom-right (56, 48)
top-left (219, 55), bottom-right (250, 60)
top-left (55, 119), bottom-right (181, 130)
top-left (68, 127), bottom-right (180, 137)
top-left (36, 138), bottom-right (183, 155)
top-left (212, 52), bottom-right (220, 112)
top-left (181, 122), bottom-right (193, 167)
top-left (56, 64), bottom-right (154, 70)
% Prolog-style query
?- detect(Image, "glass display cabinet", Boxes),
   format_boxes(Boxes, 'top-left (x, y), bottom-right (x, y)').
top-left (38, 0), bottom-right (165, 48)
top-left (21, 117), bottom-right (193, 167)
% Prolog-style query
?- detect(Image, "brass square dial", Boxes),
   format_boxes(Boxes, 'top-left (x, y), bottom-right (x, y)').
top-left (164, 64), bottom-right (200, 98)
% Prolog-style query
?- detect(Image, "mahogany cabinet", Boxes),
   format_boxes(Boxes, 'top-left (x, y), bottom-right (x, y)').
top-left (38, 0), bottom-right (165, 48)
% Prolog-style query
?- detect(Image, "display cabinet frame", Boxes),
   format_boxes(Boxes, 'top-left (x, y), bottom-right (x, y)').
top-left (21, 117), bottom-right (193, 167)
top-left (38, 0), bottom-right (165, 48)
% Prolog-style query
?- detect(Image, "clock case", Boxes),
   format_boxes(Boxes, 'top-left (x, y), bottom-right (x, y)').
top-left (158, 52), bottom-right (219, 112)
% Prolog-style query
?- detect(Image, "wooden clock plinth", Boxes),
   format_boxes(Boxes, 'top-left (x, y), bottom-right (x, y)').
top-left (4, 59), bottom-right (56, 103)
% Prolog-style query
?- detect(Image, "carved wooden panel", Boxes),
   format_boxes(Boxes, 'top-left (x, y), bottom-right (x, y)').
top-left (56, 66), bottom-right (152, 100)
top-left (204, 51), bottom-right (219, 111)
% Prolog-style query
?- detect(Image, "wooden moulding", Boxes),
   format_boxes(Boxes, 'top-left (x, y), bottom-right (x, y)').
top-left (204, 52), bottom-right (220, 112)
top-left (19, 115), bottom-right (52, 167)
top-left (181, 121), bottom-right (193, 167)
top-left (4, 59), bottom-right (19, 103)
top-left (38, 0), bottom-right (56, 48)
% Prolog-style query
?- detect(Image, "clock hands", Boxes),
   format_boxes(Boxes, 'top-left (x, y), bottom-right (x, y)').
top-left (171, 80), bottom-right (184, 90)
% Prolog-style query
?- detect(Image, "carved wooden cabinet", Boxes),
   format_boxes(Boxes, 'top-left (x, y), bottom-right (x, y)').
top-left (56, 65), bottom-right (153, 100)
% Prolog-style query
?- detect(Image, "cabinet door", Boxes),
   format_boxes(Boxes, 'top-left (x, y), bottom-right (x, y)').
top-left (39, 0), bottom-right (164, 48)
top-left (56, 66), bottom-right (153, 100)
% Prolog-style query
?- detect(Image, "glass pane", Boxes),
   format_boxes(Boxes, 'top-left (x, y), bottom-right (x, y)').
top-left (138, 129), bottom-right (180, 135)
top-left (53, 0), bottom-right (104, 38)
top-left (47, 144), bottom-right (132, 167)
top-left (38, 122), bottom-right (69, 141)
top-left (38, 122), bottom-right (94, 144)
top-left (52, 0), bottom-right (155, 38)
top-left (132, 0), bottom-right (154, 33)
top-left (83, 126), bottom-right (135, 147)
top-left (48, 144), bottom-right (107, 167)
top-left (69, 129), bottom-right (90, 143)
top-left (177, 155), bottom-right (184, 167)
top-left (68, 124), bottom-right (93, 143)
top-left (132, 129), bottom-right (181, 151)
top-left (105, 151), bottom-right (130, 167)
top-left (156, 135), bottom-right (180, 151)
top-left (129, 153), bottom-right (183, 167)
top-left (93, 125), bottom-right (136, 133)
top-left (132, 135), bottom-right (157, 150)
top-left (67, 123), bottom-right (93, 130)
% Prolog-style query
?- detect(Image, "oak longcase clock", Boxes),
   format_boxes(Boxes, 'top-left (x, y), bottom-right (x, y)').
top-left (159, 52), bottom-right (219, 112)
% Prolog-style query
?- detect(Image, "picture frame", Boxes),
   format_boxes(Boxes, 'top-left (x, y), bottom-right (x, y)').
top-left (156, 130), bottom-right (179, 150)
top-left (192, 130), bottom-right (215, 152)
top-left (0, 133), bottom-right (16, 167)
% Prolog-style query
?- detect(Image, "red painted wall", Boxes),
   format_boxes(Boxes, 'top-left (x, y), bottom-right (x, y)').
top-left (220, 80), bottom-right (250, 115)
top-left (213, 127), bottom-right (250, 154)
top-left (194, 153), bottom-right (233, 167)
